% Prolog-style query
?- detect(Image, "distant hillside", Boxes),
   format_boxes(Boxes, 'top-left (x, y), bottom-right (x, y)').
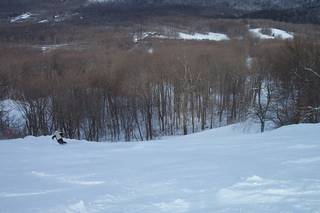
top-left (88, 0), bottom-right (308, 10)
top-left (80, 0), bottom-right (320, 24)
top-left (1, 0), bottom-right (320, 24)
top-left (243, 2), bottom-right (320, 24)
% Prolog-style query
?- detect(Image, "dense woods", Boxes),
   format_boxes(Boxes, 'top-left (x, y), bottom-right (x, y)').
top-left (0, 19), bottom-right (319, 141)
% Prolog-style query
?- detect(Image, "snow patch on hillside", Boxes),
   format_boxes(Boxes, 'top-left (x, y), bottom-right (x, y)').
top-left (133, 32), bottom-right (230, 42)
top-left (10, 13), bottom-right (32, 23)
top-left (39, 44), bottom-right (70, 52)
top-left (38, 19), bottom-right (49, 24)
top-left (249, 28), bottom-right (294, 40)
top-left (178, 32), bottom-right (230, 41)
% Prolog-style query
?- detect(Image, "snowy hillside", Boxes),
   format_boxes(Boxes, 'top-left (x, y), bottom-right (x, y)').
top-left (85, 0), bottom-right (307, 10)
top-left (1, 123), bottom-right (320, 212)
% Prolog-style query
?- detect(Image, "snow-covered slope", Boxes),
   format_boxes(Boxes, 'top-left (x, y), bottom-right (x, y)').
top-left (1, 123), bottom-right (320, 212)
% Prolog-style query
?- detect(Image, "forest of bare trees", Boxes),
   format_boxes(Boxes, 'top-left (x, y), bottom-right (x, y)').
top-left (0, 20), bottom-right (319, 141)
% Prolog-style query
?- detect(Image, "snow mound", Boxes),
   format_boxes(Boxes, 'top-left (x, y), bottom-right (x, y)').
top-left (10, 13), bottom-right (32, 23)
top-left (249, 28), bottom-right (294, 40)
top-left (246, 175), bottom-right (264, 182)
top-left (180, 119), bottom-right (275, 142)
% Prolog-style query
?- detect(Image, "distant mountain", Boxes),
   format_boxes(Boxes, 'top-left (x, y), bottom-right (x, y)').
top-left (242, 1), bottom-right (320, 24)
top-left (81, 0), bottom-right (320, 24)
top-left (1, 0), bottom-right (320, 24)
top-left (0, 0), bottom-right (86, 13)
top-left (0, 0), bottom-right (312, 12)
top-left (87, 0), bottom-right (311, 11)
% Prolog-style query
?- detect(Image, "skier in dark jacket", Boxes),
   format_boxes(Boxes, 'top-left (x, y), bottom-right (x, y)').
top-left (52, 131), bottom-right (66, 144)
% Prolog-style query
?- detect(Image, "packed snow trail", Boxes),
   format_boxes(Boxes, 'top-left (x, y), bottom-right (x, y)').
top-left (1, 123), bottom-right (320, 213)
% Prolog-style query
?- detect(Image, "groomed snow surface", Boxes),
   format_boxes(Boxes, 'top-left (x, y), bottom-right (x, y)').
top-left (1, 123), bottom-right (320, 213)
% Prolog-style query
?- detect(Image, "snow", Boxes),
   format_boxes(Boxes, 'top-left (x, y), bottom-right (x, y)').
top-left (249, 28), bottom-right (294, 40)
top-left (133, 32), bottom-right (171, 43)
top-left (38, 20), bottom-right (49, 24)
top-left (39, 44), bottom-right (70, 52)
top-left (1, 123), bottom-right (320, 212)
top-left (133, 32), bottom-right (230, 42)
top-left (178, 32), bottom-right (230, 41)
top-left (246, 56), bottom-right (253, 69)
top-left (10, 13), bottom-right (32, 23)
top-left (147, 47), bottom-right (154, 54)
top-left (284, 156), bottom-right (320, 164)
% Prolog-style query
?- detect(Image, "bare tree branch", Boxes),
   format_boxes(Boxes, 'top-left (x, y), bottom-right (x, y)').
top-left (305, 67), bottom-right (320, 79)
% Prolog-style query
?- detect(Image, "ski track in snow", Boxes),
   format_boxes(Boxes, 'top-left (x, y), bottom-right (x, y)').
top-left (217, 175), bottom-right (320, 205)
top-left (284, 156), bottom-right (320, 164)
top-left (0, 189), bottom-right (64, 198)
top-left (31, 171), bottom-right (105, 186)
top-left (288, 144), bottom-right (319, 149)
top-left (0, 123), bottom-right (320, 212)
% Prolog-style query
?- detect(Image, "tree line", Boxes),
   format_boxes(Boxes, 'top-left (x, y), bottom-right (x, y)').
top-left (0, 36), bottom-right (319, 141)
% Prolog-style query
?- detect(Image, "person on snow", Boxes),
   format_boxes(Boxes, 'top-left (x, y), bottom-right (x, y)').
top-left (52, 130), bottom-right (66, 144)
